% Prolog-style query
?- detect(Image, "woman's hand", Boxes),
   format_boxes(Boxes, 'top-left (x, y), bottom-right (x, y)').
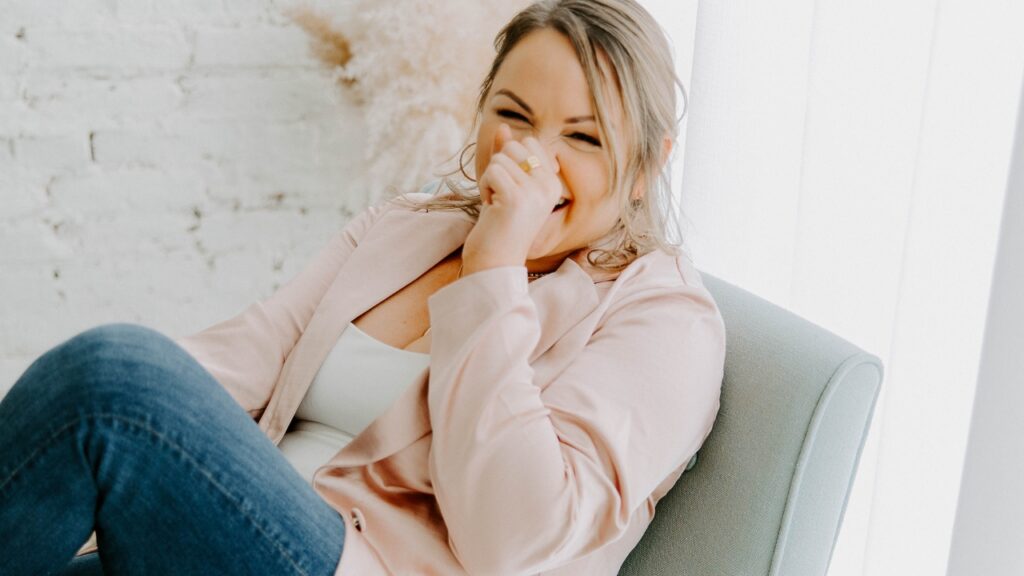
top-left (462, 123), bottom-right (564, 276)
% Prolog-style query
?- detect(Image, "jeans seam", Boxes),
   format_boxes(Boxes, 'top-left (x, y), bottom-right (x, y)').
top-left (1, 412), bottom-right (312, 576)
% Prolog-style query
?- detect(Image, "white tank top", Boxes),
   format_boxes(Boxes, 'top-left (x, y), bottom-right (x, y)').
top-left (277, 321), bottom-right (430, 483)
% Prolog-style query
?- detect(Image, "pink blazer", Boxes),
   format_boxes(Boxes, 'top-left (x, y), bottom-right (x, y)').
top-left (170, 192), bottom-right (726, 575)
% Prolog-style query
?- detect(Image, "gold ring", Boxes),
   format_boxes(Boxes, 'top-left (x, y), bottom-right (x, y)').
top-left (518, 155), bottom-right (542, 174)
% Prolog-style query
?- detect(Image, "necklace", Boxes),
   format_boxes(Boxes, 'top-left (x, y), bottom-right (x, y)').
top-left (456, 261), bottom-right (552, 281)
top-left (420, 262), bottom-right (550, 338)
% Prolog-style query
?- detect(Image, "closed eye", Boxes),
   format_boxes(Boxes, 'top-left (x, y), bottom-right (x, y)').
top-left (497, 109), bottom-right (528, 122)
top-left (496, 109), bottom-right (601, 147)
top-left (570, 133), bottom-right (601, 147)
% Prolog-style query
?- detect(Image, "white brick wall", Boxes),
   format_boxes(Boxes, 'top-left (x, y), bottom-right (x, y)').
top-left (0, 0), bottom-right (373, 396)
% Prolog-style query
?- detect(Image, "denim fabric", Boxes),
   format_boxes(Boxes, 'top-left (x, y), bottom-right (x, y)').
top-left (52, 551), bottom-right (102, 576)
top-left (0, 323), bottom-right (346, 576)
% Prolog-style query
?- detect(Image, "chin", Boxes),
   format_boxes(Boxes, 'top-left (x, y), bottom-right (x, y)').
top-left (527, 240), bottom-right (558, 261)
top-left (528, 243), bottom-right (577, 267)
top-left (529, 223), bottom-right (571, 257)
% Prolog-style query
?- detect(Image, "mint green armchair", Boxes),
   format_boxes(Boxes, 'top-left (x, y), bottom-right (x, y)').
top-left (620, 272), bottom-right (883, 576)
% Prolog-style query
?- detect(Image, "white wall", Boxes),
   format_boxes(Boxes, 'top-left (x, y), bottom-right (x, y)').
top-left (945, 73), bottom-right (1024, 576)
top-left (634, 0), bottom-right (699, 224)
top-left (677, 1), bottom-right (1024, 574)
top-left (0, 0), bottom-right (697, 399)
top-left (0, 0), bottom-right (369, 396)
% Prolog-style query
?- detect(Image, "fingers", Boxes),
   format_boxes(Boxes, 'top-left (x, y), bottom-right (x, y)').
top-left (494, 132), bottom-right (558, 178)
top-left (490, 153), bottom-right (531, 186)
top-left (498, 139), bottom-right (531, 168)
top-left (522, 137), bottom-right (560, 176)
top-left (493, 123), bottom-right (513, 157)
top-left (480, 162), bottom-right (516, 206)
top-left (479, 175), bottom-right (492, 205)
top-left (480, 124), bottom-right (520, 206)
top-left (480, 123), bottom-right (513, 206)
top-left (482, 124), bottom-right (563, 208)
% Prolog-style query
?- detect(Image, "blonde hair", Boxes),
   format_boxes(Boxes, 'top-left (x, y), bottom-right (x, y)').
top-left (397, 0), bottom-right (688, 271)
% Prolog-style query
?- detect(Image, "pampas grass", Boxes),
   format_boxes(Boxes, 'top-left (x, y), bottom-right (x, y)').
top-left (291, 1), bottom-right (532, 202)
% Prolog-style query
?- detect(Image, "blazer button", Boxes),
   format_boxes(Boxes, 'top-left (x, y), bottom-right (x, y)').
top-left (351, 507), bottom-right (366, 532)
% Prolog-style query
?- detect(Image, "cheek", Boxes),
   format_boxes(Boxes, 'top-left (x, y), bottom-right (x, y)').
top-left (564, 156), bottom-right (610, 211)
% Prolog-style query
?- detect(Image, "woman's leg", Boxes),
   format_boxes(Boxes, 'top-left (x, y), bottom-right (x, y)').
top-left (0, 323), bottom-right (346, 575)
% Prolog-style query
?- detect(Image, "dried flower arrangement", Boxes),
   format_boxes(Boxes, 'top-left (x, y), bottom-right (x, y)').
top-left (290, 1), bottom-right (532, 202)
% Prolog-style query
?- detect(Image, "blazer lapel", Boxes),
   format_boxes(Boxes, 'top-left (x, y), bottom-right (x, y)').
top-left (259, 202), bottom-right (610, 470)
top-left (258, 207), bottom-right (474, 444)
top-left (524, 256), bottom-right (602, 363)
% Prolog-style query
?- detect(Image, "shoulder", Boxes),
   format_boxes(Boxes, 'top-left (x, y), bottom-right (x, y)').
top-left (602, 249), bottom-right (725, 340)
top-left (387, 179), bottom-right (465, 210)
top-left (389, 190), bottom-right (441, 209)
top-left (613, 248), bottom-right (716, 302)
top-left (345, 191), bottom-right (434, 231)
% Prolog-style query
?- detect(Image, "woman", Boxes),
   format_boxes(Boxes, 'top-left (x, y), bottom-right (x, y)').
top-left (0, 1), bottom-right (725, 574)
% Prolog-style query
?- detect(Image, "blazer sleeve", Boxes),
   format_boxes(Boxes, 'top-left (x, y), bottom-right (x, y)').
top-left (172, 200), bottom-right (389, 420)
top-left (425, 265), bottom-right (726, 575)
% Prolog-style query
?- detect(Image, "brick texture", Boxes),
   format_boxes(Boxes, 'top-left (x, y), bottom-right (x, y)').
top-left (0, 0), bottom-right (373, 395)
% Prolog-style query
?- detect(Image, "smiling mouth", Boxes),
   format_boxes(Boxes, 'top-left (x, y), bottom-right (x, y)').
top-left (552, 198), bottom-right (571, 212)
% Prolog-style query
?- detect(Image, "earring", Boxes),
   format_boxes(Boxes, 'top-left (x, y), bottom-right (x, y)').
top-left (458, 142), bottom-right (478, 183)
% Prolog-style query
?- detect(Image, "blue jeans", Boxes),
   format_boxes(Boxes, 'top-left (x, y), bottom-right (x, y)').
top-left (0, 323), bottom-right (346, 575)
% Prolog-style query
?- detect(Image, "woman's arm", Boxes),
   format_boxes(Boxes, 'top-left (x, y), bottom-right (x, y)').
top-left (425, 266), bottom-right (726, 574)
top-left (173, 200), bottom-right (391, 420)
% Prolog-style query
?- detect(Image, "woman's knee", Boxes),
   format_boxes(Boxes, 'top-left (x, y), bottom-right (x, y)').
top-left (65, 323), bottom-right (175, 356)
top-left (23, 323), bottom-right (207, 410)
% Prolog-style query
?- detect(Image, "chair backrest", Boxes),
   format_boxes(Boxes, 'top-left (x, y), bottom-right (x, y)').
top-left (619, 272), bottom-right (883, 576)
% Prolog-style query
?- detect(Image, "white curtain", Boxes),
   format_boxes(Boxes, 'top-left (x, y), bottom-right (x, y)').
top-left (641, 0), bottom-right (1024, 573)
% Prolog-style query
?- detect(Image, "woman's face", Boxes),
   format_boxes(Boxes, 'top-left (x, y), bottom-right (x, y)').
top-left (474, 28), bottom-right (629, 266)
